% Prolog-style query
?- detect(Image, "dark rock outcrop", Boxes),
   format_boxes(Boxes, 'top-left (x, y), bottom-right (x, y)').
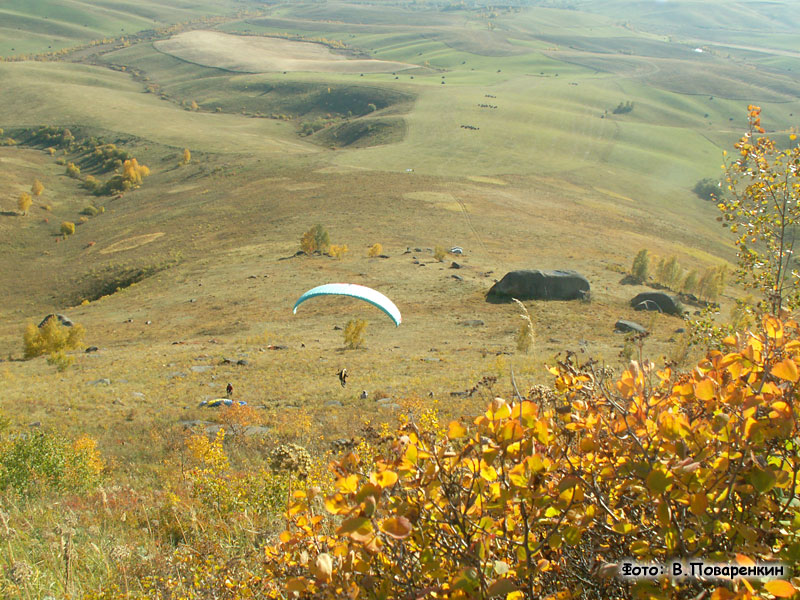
top-left (38, 314), bottom-right (73, 328)
top-left (630, 292), bottom-right (683, 316)
top-left (487, 270), bottom-right (590, 302)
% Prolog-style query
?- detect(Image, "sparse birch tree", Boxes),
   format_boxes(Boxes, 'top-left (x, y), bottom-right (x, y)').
top-left (718, 106), bottom-right (800, 313)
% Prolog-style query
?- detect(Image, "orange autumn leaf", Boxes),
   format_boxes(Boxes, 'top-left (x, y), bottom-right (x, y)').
top-left (764, 580), bottom-right (798, 598)
top-left (694, 378), bottom-right (715, 401)
top-left (771, 358), bottom-right (799, 382)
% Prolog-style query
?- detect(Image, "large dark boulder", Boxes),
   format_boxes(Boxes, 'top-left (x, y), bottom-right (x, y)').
top-left (38, 313), bottom-right (73, 328)
top-left (630, 292), bottom-right (683, 316)
top-left (487, 270), bottom-right (590, 302)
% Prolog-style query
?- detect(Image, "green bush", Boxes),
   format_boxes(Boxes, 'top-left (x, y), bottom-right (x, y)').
top-left (630, 248), bottom-right (650, 283)
top-left (300, 224), bottom-right (330, 254)
top-left (65, 162), bottom-right (81, 178)
top-left (0, 430), bottom-right (103, 497)
top-left (693, 177), bottom-right (721, 201)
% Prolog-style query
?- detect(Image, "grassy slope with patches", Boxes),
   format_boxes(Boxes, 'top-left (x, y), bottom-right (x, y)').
top-left (5, 3), bottom-right (795, 593)
top-left (0, 0), bottom-right (249, 57)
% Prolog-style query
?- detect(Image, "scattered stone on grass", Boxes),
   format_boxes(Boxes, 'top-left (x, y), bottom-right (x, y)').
top-left (614, 320), bottom-right (647, 334)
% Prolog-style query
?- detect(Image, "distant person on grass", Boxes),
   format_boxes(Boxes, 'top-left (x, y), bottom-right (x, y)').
top-left (226, 382), bottom-right (233, 398)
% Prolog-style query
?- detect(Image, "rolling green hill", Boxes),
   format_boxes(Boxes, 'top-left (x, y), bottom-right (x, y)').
top-left (0, 0), bottom-right (253, 57)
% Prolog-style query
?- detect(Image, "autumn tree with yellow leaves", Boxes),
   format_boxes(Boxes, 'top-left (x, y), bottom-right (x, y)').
top-left (718, 106), bottom-right (800, 314)
top-left (17, 192), bottom-right (32, 215)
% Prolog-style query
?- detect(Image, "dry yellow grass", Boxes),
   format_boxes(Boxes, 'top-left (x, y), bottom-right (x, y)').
top-left (155, 31), bottom-right (417, 74)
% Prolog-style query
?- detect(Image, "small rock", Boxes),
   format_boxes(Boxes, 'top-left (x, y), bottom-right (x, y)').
top-left (190, 365), bottom-right (213, 373)
top-left (412, 260), bottom-right (420, 265)
top-left (450, 262), bottom-right (461, 269)
top-left (131, 392), bottom-right (145, 398)
top-left (414, 248), bottom-right (422, 252)
top-left (85, 346), bottom-right (99, 353)
top-left (29, 421), bottom-right (41, 428)
top-left (189, 299), bottom-right (196, 303)
top-left (267, 345), bottom-right (288, 350)
top-left (452, 274), bottom-right (463, 281)
top-left (333, 325), bottom-right (343, 331)
top-left (675, 328), bottom-right (686, 334)
top-left (376, 397), bottom-right (393, 405)
top-left (461, 320), bottom-right (484, 327)
top-left (222, 357), bottom-right (236, 364)
top-left (359, 390), bottom-right (368, 399)
top-left (145, 320), bottom-right (152, 325)
top-left (615, 320), bottom-right (647, 334)
top-left (237, 359), bottom-right (249, 366)
top-left (325, 401), bottom-right (343, 407)
top-left (167, 372), bottom-right (187, 379)
top-left (88, 378), bottom-right (111, 385)
top-left (422, 357), bottom-right (441, 362)
top-left (247, 275), bottom-right (257, 279)
top-left (378, 254), bottom-right (390, 259)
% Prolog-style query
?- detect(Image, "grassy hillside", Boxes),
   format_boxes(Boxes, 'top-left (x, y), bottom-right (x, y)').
top-left (0, 2), bottom-right (798, 597)
top-left (0, 0), bottom-right (254, 57)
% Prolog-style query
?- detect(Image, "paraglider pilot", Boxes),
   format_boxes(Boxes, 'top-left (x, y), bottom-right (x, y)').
top-left (226, 382), bottom-right (233, 398)
top-left (337, 368), bottom-right (348, 388)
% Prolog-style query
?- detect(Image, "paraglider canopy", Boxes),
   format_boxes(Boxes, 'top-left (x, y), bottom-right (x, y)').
top-left (293, 283), bottom-right (402, 326)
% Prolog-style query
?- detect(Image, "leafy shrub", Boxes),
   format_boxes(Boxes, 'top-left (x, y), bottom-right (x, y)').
top-left (83, 175), bottom-right (101, 193)
top-left (17, 192), bottom-right (32, 215)
top-left (612, 100), bottom-right (634, 114)
top-left (693, 178), bottom-right (721, 201)
top-left (630, 248), bottom-right (649, 283)
top-left (61, 221), bottom-right (75, 236)
top-left (367, 243), bottom-right (382, 257)
top-left (681, 269), bottom-right (698, 294)
top-left (300, 224), bottom-right (330, 255)
top-left (656, 255), bottom-right (682, 289)
top-left (65, 162), bottom-right (81, 178)
top-left (31, 179), bottom-right (44, 196)
top-left (260, 315), bottom-right (800, 599)
top-left (0, 430), bottom-right (103, 497)
top-left (81, 205), bottom-right (99, 217)
top-left (329, 244), bottom-right (348, 260)
top-left (184, 429), bottom-right (290, 515)
top-left (22, 319), bottom-right (84, 359)
top-left (46, 349), bottom-right (74, 371)
top-left (343, 319), bottom-right (367, 349)
top-left (433, 245), bottom-right (446, 261)
top-left (697, 264), bottom-right (727, 302)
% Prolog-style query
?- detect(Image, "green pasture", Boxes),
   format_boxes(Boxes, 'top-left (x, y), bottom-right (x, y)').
top-left (0, 0), bottom-right (249, 57)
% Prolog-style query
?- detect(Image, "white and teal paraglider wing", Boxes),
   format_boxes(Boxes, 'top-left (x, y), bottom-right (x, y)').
top-left (293, 283), bottom-right (402, 326)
